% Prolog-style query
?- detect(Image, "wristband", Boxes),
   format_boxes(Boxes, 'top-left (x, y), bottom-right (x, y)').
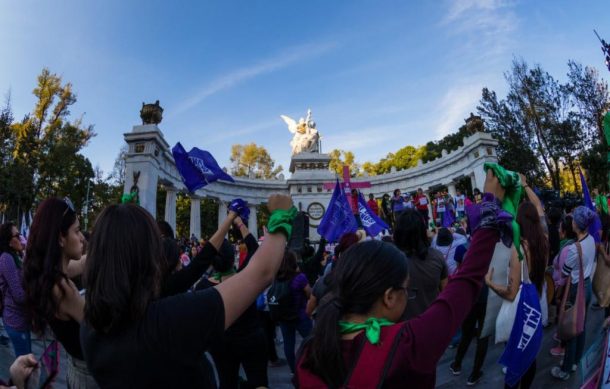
top-left (266, 206), bottom-right (298, 240)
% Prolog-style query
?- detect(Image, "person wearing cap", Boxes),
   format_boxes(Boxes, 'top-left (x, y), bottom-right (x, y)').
top-left (551, 206), bottom-right (596, 381)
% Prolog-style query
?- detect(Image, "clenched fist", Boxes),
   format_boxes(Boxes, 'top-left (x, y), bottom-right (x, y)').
top-left (266, 194), bottom-right (293, 213)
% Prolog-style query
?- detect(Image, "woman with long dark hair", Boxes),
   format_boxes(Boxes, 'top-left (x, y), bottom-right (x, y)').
top-left (0, 222), bottom-right (31, 357)
top-left (272, 250), bottom-right (312, 374)
top-left (195, 215), bottom-right (269, 388)
top-left (22, 198), bottom-right (95, 388)
top-left (486, 193), bottom-right (548, 388)
top-left (296, 170), bottom-right (506, 387)
top-left (393, 208), bottom-right (447, 319)
top-left (80, 194), bottom-right (293, 388)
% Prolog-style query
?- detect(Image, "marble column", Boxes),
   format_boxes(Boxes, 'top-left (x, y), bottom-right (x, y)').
top-left (218, 200), bottom-right (228, 228)
top-left (447, 182), bottom-right (457, 197)
top-left (190, 196), bottom-right (201, 239)
top-left (472, 168), bottom-right (486, 192)
top-left (248, 204), bottom-right (258, 240)
top-left (164, 188), bottom-right (177, 233)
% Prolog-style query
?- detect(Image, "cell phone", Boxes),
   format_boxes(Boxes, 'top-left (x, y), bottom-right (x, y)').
top-left (25, 341), bottom-right (59, 389)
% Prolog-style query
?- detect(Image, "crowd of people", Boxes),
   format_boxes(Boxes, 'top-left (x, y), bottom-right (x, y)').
top-left (0, 166), bottom-right (607, 388)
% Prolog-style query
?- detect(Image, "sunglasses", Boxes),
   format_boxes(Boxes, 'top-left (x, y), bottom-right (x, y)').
top-left (62, 197), bottom-right (75, 217)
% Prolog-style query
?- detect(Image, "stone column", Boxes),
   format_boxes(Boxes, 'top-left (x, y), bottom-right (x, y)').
top-left (248, 204), bottom-right (258, 240)
top-left (447, 182), bottom-right (457, 197)
top-left (472, 167), bottom-right (487, 192)
top-left (164, 188), bottom-right (177, 233)
top-left (190, 196), bottom-right (201, 239)
top-left (218, 200), bottom-right (228, 228)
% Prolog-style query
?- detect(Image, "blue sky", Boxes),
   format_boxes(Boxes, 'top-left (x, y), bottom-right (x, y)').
top-left (1, 0), bottom-right (608, 177)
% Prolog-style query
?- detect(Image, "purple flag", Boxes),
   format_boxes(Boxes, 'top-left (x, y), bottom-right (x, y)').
top-left (317, 180), bottom-right (358, 242)
top-left (357, 193), bottom-right (389, 236)
top-left (172, 142), bottom-right (234, 192)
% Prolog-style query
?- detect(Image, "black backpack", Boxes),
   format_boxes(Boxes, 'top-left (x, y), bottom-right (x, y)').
top-left (267, 278), bottom-right (298, 322)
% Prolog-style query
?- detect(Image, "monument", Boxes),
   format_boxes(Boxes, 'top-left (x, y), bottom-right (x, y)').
top-left (122, 105), bottom-right (498, 241)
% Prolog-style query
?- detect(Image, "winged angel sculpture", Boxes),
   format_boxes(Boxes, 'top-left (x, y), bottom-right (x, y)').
top-left (281, 109), bottom-right (320, 155)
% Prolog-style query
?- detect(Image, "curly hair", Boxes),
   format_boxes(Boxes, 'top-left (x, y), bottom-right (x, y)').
top-left (23, 198), bottom-right (77, 334)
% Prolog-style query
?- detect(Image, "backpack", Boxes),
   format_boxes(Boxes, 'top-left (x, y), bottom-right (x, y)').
top-left (267, 278), bottom-right (298, 322)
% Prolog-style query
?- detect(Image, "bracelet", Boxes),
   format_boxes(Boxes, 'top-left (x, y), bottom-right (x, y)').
top-left (267, 206), bottom-right (298, 240)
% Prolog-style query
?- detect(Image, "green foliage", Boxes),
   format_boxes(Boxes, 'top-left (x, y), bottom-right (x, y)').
top-left (329, 149), bottom-right (359, 176)
top-left (230, 143), bottom-right (283, 179)
top-left (0, 68), bottom-right (96, 221)
top-left (478, 59), bottom-right (610, 191)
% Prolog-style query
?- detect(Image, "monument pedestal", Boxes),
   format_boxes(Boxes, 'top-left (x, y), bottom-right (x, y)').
top-left (287, 152), bottom-right (334, 242)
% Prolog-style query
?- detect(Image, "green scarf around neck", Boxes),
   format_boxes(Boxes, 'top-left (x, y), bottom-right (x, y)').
top-left (338, 317), bottom-right (394, 345)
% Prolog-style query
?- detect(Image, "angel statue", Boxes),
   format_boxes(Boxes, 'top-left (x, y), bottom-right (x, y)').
top-left (280, 108), bottom-right (320, 155)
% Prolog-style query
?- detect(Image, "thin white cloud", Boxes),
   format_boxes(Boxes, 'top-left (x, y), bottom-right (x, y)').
top-left (434, 84), bottom-right (482, 138)
top-left (171, 42), bottom-right (337, 116)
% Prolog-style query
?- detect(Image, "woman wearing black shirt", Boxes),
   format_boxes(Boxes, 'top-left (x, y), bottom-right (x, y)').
top-left (80, 194), bottom-right (293, 388)
top-left (196, 216), bottom-right (268, 388)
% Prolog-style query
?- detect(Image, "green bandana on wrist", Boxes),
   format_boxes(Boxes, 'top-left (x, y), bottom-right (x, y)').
top-left (266, 206), bottom-right (297, 239)
top-left (339, 317), bottom-right (395, 345)
top-left (212, 269), bottom-right (235, 282)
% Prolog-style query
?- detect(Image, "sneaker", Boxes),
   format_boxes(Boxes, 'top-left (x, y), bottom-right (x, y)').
top-left (571, 364), bottom-right (577, 372)
top-left (449, 362), bottom-right (461, 376)
top-left (466, 371), bottom-right (483, 386)
top-left (550, 346), bottom-right (565, 356)
top-left (502, 367), bottom-right (507, 375)
top-left (550, 366), bottom-right (570, 381)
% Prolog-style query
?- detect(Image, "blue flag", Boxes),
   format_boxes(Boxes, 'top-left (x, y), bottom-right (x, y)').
top-left (317, 180), bottom-right (358, 242)
top-left (580, 172), bottom-right (602, 243)
top-left (499, 282), bottom-right (543, 387)
top-left (357, 193), bottom-right (388, 237)
top-left (172, 142), bottom-right (234, 192)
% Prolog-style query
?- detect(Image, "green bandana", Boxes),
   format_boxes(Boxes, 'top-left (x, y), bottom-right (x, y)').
top-left (212, 269), bottom-right (235, 282)
top-left (595, 194), bottom-right (608, 215)
top-left (338, 317), bottom-right (394, 345)
top-left (483, 163), bottom-right (524, 260)
top-left (266, 206), bottom-right (298, 239)
top-left (121, 191), bottom-right (139, 205)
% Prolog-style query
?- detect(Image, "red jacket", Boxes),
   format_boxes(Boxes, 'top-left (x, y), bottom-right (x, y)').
top-left (367, 199), bottom-right (379, 215)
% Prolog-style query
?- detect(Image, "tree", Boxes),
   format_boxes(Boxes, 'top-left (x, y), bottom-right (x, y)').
top-left (374, 145), bottom-right (425, 174)
top-left (328, 149), bottom-right (359, 176)
top-left (230, 143), bottom-right (283, 179)
top-left (9, 68), bottom-right (95, 214)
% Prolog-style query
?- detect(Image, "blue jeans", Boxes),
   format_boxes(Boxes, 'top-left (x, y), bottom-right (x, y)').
top-left (561, 278), bottom-right (593, 373)
top-left (4, 325), bottom-right (31, 357)
top-left (279, 317), bottom-right (313, 373)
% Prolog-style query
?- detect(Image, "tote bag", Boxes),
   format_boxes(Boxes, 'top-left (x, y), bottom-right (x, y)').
top-left (495, 261), bottom-right (524, 344)
top-left (557, 242), bottom-right (585, 341)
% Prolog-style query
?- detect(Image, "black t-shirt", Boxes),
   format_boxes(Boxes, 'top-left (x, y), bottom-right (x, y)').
top-left (196, 278), bottom-right (260, 339)
top-left (80, 288), bottom-right (225, 388)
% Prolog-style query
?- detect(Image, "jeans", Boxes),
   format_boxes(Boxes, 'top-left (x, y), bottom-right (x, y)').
top-left (561, 278), bottom-right (593, 373)
top-left (4, 325), bottom-right (31, 357)
top-left (453, 300), bottom-right (489, 376)
top-left (279, 317), bottom-right (313, 373)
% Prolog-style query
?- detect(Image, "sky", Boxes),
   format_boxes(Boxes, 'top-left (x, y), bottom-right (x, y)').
top-left (1, 0), bottom-right (608, 178)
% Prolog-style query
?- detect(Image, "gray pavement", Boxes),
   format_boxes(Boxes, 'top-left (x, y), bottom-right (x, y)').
top-left (0, 305), bottom-right (605, 388)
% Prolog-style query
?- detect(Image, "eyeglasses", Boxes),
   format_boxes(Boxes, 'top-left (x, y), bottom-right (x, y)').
top-left (395, 286), bottom-right (418, 300)
top-left (62, 197), bottom-right (75, 217)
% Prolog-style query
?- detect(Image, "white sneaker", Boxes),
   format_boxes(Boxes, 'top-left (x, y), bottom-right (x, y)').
top-left (551, 366), bottom-right (570, 381)
top-left (502, 367), bottom-right (507, 375)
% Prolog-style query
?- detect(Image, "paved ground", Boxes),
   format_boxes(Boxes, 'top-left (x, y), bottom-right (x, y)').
top-left (0, 305), bottom-right (605, 388)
